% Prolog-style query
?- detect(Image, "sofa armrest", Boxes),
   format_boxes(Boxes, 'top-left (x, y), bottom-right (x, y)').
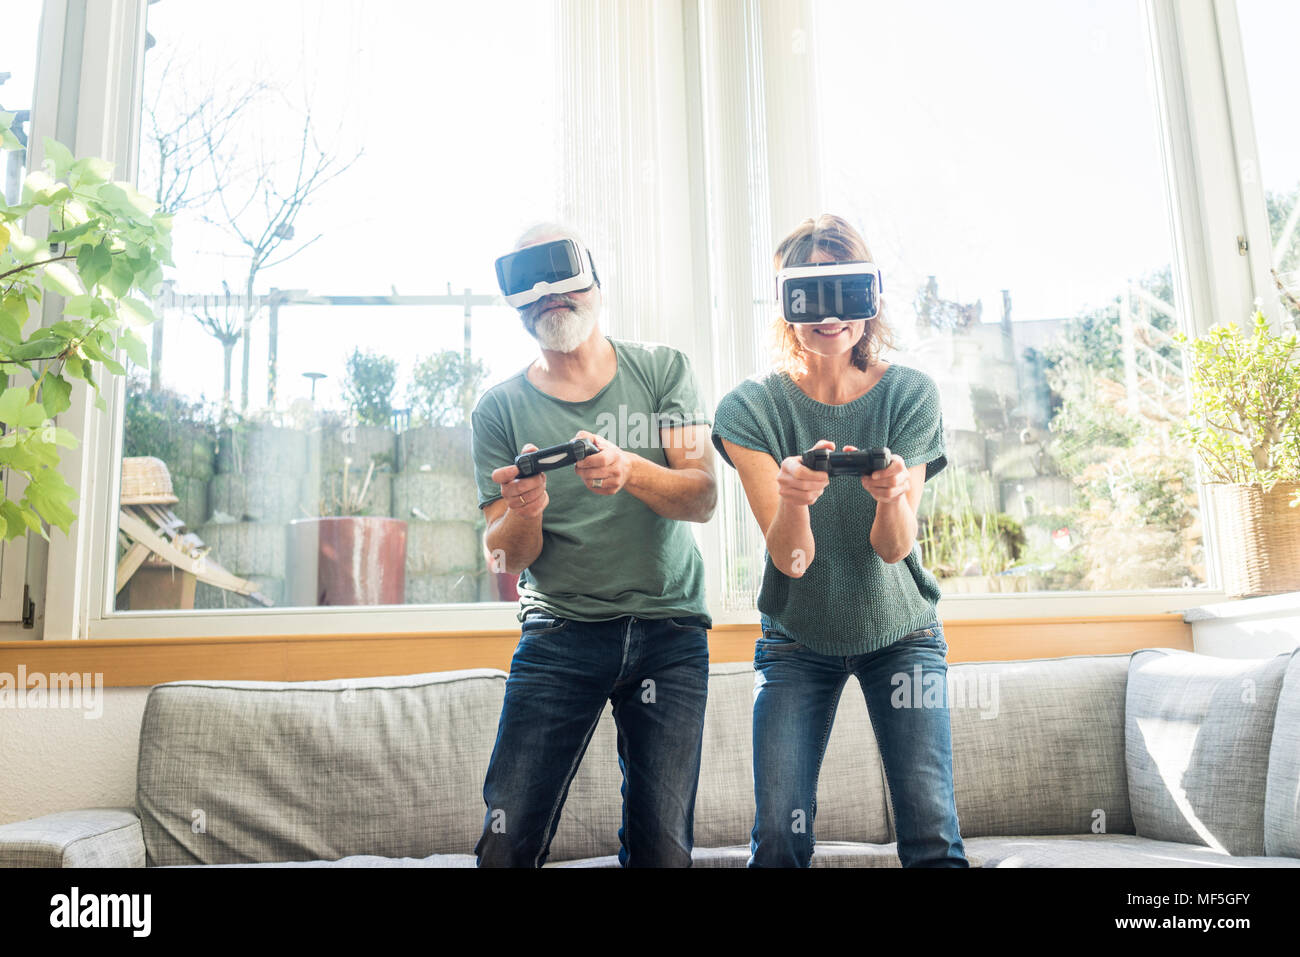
top-left (0, 808), bottom-right (145, 868)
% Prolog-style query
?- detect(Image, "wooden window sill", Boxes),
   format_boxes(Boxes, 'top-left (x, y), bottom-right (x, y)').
top-left (0, 615), bottom-right (1192, 687)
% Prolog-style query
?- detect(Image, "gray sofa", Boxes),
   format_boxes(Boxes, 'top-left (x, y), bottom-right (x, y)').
top-left (3, 646), bottom-right (1299, 867)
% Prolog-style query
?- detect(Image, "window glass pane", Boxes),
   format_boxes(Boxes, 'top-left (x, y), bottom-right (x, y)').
top-left (1237, 0), bottom-right (1300, 297)
top-left (0, 2), bottom-right (41, 206)
top-left (0, 3), bottom-right (43, 613)
top-left (793, 0), bottom-right (1206, 597)
top-left (117, 0), bottom-right (556, 612)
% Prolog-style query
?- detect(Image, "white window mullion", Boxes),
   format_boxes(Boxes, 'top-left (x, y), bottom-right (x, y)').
top-left (1212, 0), bottom-right (1291, 329)
top-left (1145, 0), bottom-right (1257, 602)
top-left (41, 0), bottom-right (148, 640)
top-left (1146, 0), bottom-right (1255, 338)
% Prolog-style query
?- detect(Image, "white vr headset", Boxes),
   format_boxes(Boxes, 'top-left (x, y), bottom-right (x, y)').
top-left (776, 261), bottom-right (884, 324)
top-left (495, 238), bottom-right (600, 309)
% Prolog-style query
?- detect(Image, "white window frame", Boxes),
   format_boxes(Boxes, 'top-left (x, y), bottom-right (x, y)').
top-left (29, 0), bottom-right (1286, 640)
top-left (1211, 0), bottom-right (1297, 329)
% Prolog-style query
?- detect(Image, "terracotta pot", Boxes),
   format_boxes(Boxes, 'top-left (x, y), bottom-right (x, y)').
top-left (494, 572), bottom-right (520, 602)
top-left (286, 516), bottom-right (407, 606)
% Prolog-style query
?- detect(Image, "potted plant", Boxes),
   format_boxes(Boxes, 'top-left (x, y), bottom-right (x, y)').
top-left (284, 348), bottom-right (407, 606)
top-left (0, 116), bottom-right (171, 541)
top-left (286, 453), bottom-right (407, 605)
top-left (1172, 309), bottom-right (1300, 597)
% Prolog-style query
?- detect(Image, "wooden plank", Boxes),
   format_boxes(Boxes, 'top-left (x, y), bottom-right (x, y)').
top-left (117, 510), bottom-right (266, 600)
top-left (114, 542), bottom-right (151, 594)
top-left (0, 615), bottom-right (1192, 687)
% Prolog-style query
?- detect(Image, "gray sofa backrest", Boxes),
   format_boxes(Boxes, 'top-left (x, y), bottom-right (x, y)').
top-left (137, 669), bottom-right (505, 866)
top-left (1125, 647), bottom-right (1297, 857)
top-left (1266, 650), bottom-right (1300, 857)
top-left (136, 660), bottom-right (895, 866)
top-left (947, 654), bottom-right (1132, 839)
top-left (140, 648), bottom-right (1281, 866)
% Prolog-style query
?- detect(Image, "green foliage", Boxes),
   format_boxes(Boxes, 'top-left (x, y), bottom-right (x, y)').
top-left (406, 350), bottom-right (487, 428)
top-left (917, 469), bottom-right (1025, 576)
top-left (1171, 310), bottom-right (1300, 490)
top-left (1044, 367), bottom-right (1141, 478)
top-left (1036, 265), bottom-right (1203, 588)
top-left (920, 510), bottom-right (1025, 578)
top-left (1266, 183), bottom-right (1299, 275)
top-left (342, 348), bottom-right (397, 427)
top-left (0, 115), bottom-right (172, 540)
top-left (123, 373), bottom-right (218, 462)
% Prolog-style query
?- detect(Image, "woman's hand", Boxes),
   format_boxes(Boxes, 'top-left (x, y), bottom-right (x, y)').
top-left (846, 445), bottom-right (910, 505)
top-left (777, 439), bottom-right (833, 507)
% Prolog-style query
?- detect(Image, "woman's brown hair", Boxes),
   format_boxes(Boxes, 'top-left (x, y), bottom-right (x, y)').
top-left (770, 214), bottom-right (895, 376)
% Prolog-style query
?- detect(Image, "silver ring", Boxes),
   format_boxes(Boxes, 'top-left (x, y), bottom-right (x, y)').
top-left (592, 477), bottom-right (603, 488)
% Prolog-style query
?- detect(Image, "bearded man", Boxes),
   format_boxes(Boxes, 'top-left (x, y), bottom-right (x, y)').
top-left (470, 223), bottom-right (717, 867)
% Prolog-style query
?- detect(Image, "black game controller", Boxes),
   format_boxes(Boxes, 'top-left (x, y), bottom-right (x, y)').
top-left (514, 439), bottom-right (601, 477)
top-left (802, 446), bottom-right (892, 476)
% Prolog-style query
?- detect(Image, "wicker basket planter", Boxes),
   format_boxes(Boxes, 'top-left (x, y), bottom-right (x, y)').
top-left (1205, 481), bottom-right (1300, 598)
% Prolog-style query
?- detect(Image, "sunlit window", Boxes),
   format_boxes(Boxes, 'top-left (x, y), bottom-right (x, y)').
top-left (116, 0), bottom-right (558, 612)
top-left (1238, 0), bottom-right (1300, 309)
top-left (778, 0), bottom-right (1203, 599)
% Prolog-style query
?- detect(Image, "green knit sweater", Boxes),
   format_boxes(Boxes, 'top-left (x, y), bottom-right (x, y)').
top-left (711, 363), bottom-right (948, 656)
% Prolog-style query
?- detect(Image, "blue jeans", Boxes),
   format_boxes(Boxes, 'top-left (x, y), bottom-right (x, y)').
top-left (475, 612), bottom-right (711, 867)
top-left (750, 615), bottom-right (968, 868)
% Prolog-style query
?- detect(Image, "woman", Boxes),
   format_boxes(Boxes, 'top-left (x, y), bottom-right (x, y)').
top-left (711, 214), bottom-right (967, 868)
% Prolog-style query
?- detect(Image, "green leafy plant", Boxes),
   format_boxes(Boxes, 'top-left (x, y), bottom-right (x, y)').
top-left (1171, 310), bottom-right (1300, 492)
top-left (0, 115), bottom-right (172, 540)
top-left (918, 470), bottom-right (1025, 576)
top-left (123, 372), bottom-right (218, 461)
top-left (342, 348), bottom-right (397, 427)
top-left (920, 510), bottom-right (1025, 577)
top-left (406, 350), bottom-right (487, 427)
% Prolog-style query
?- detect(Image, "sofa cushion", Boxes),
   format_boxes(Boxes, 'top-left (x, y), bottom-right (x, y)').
top-left (817, 671), bottom-right (897, 845)
top-left (550, 842), bottom-right (917, 868)
top-left (548, 842), bottom-right (982, 868)
top-left (168, 853), bottom-right (478, 868)
top-left (689, 842), bottom-right (908, 867)
top-left (0, 808), bottom-right (145, 868)
top-left (1126, 648), bottom-right (1291, 857)
top-left (945, 654), bottom-right (1132, 840)
top-left (695, 662), bottom-right (892, 847)
top-left (1264, 649), bottom-right (1300, 857)
top-left (136, 669), bottom-right (506, 866)
top-left (965, 833), bottom-right (1300, 868)
top-left (545, 701), bottom-right (623, 862)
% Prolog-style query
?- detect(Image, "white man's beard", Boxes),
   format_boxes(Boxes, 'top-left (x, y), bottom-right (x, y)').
top-left (526, 301), bottom-right (597, 353)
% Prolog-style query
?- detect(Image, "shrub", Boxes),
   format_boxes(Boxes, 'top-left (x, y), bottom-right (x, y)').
top-left (343, 348), bottom-right (397, 427)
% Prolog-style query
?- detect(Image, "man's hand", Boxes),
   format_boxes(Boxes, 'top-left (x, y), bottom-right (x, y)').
top-left (491, 443), bottom-right (549, 519)
top-left (573, 430), bottom-right (631, 495)
top-left (847, 445), bottom-right (910, 505)
top-left (777, 439), bottom-right (833, 507)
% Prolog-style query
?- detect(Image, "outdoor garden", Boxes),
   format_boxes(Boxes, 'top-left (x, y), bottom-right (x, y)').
top-left (116, 342), bottom-right (492, 610)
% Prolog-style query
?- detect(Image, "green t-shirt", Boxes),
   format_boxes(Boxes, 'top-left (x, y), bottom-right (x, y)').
top-left (471, 337), bottom-right (712, 625)
top-left (711, 363), bottom-right (947, 656)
